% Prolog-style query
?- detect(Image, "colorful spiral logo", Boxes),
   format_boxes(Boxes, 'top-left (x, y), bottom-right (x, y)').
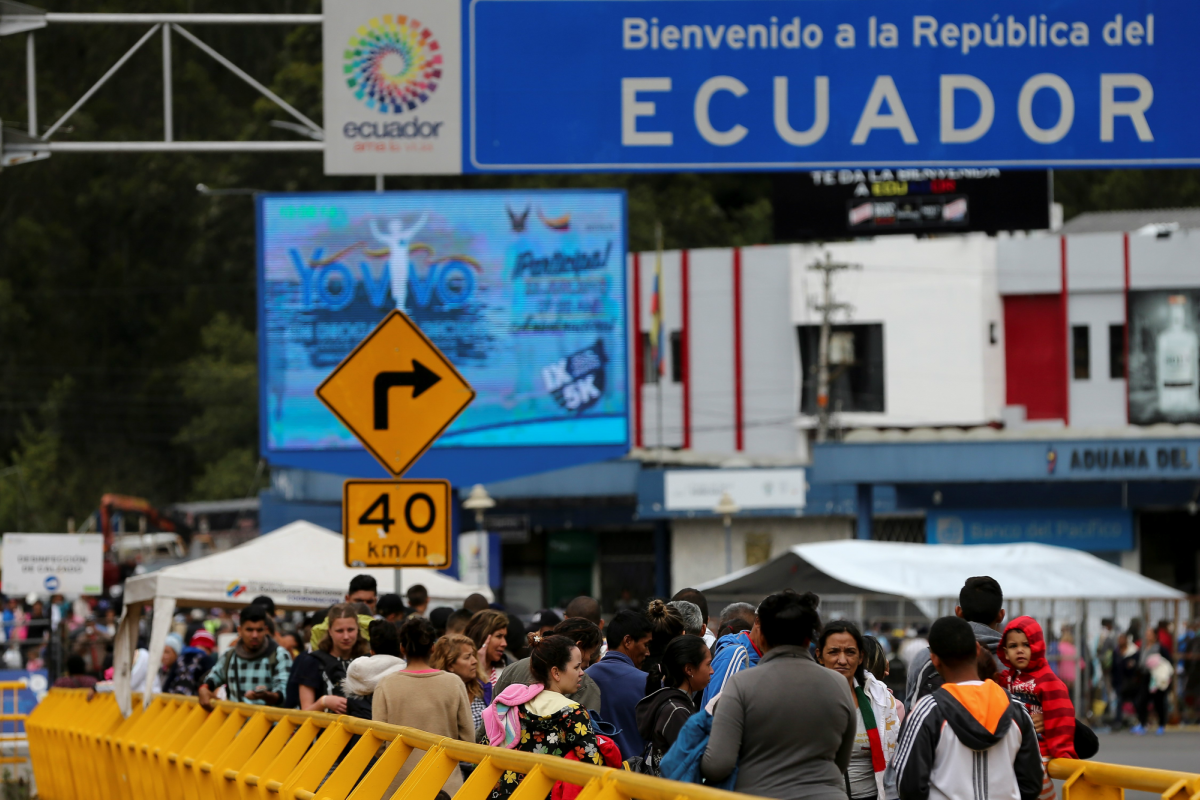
top-left (344, 15), bottom-right (442, 114)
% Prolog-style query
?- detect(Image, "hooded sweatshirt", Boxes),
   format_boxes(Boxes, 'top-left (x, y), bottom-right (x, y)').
top-left (342, 654), bottom-right (406, 718)
top-left (906, 622), bottom-right (1003, 708)
top-left (635, 687), bottom-right (696, 769)
top-left (700, 630), bottom-right (761, 709)
top-left (998, 616), bottom-right (1077, 760)
top-left (895, 680), bottom-right (1043, 800)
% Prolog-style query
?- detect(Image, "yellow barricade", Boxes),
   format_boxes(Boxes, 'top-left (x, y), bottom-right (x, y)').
top-left (25, 689), bottom-right (1200, 800)
top-left (0, 680), bottom-right (29, 767)
top-left (27, 691), bottom-right (755, 800)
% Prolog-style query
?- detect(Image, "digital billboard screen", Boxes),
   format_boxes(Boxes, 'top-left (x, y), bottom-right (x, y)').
top-left (257, 190), bottom-right (629, 483)
top-left (773, 169), bottom-right (1051, 241)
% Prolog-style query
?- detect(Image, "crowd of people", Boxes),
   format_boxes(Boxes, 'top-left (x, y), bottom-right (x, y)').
top-left (52, 572), bottom-right (1188, 800)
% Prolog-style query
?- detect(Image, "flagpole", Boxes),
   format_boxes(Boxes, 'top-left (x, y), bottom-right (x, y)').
top-left (655, 221), bottom-right (665, 471)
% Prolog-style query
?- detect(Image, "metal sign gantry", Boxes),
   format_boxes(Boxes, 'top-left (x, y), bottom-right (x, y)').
top-left (0, 0), bottom-right (324, 168)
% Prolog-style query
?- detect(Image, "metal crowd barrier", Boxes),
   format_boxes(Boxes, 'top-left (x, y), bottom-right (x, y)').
top-left (0, 680), bottom-right (29, 767)
top-left (25, 689), bottom-right (1200, 800)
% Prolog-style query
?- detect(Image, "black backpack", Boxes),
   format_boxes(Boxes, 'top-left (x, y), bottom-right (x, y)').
top-left (309, 650), bottom-right (351, 697)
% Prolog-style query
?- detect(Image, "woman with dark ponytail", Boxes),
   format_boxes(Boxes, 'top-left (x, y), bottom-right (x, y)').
top-left (634, 634), bottom-right (713, 774)
top-left (643, 599), bottom-right (686, 694)
top-left (482, 632), bottom-right (605, 800)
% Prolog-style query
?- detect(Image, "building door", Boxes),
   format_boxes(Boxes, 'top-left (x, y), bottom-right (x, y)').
top-left (546, 531), bottom-right (597, 608)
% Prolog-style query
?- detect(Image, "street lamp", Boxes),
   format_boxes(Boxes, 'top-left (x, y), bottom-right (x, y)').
top-left (463, 484), bottom-right (495, 532)
top-left (714, 491), bottom-right (740, 575)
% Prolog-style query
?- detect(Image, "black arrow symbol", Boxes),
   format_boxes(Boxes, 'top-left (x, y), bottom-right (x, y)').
top-left (374, 360), bottom-right (442, 430)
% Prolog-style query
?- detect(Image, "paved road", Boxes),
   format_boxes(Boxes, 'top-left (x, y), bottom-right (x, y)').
top-left (1083, 730), bottom-right (1200, 800)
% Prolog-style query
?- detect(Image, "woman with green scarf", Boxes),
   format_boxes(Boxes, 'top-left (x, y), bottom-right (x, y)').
top-left (818, 621), bottom-right (902, 800)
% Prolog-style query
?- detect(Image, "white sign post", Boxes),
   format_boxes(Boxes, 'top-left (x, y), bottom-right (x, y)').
top-left (323, 0), bottom-right (463, 175)
top-left (457, 531), bottom-right (489, 588)
top-left (2, 534), bottom-right (104, 596)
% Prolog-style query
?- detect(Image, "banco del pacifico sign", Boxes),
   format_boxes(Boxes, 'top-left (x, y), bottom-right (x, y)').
top-left (325, 0), bottom-right (1200, 174)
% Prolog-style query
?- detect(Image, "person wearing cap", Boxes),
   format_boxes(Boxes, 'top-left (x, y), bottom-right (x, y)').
top-left (160, 630), bottom-right (217, 696)
top-left (191, 629), bottom-right (217, 654)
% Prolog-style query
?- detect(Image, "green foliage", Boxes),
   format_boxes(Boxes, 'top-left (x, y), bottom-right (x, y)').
top-left (1055, 170), bottom-right (1200, 221)
top-left (174, 313), bottom-right (263, 499)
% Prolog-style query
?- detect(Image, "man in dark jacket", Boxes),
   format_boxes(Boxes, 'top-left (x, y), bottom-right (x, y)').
top-left (895, 616), bottom-right (1043, 800)
top-left (907, 576), bottom-right (1006, 707)
top-left (586, 609), bottom-right (652, 760)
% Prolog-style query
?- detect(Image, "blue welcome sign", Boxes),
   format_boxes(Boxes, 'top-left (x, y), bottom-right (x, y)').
top-left (464, 0), bottom-right (1197, 171)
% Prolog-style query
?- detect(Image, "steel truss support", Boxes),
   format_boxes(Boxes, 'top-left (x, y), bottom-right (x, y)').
top-left (0, 5), bottom-right (325, 166)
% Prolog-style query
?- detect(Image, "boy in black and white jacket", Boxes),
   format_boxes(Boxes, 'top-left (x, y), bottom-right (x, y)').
top-left (895, 616), bottom-right (1044, 800)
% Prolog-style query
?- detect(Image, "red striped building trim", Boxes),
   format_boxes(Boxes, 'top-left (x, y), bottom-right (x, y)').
top-left (1123, 233), bottom-right (1131, 424)
top-left (1060, 236), bottom-right (1070, 427)
top-left (733, 248), bottom-right (744, 451)
top-left (681, 250), bottom-right (691, 450)
top-left (632, 251), bottom-right (643, 448)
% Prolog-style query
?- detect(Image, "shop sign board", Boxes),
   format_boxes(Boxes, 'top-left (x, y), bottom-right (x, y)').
top-left (927, 508), bottom-right (1133, 551)
top-left (664, 468), bottom-right (807, 511)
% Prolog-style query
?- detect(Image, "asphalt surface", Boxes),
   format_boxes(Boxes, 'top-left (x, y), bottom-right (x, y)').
top-left (1084, 730), bottom-right (1200, 800)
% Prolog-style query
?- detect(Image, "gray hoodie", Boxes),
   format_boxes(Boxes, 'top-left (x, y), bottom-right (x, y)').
top-left (905, 621), bottom-right (1003, 708)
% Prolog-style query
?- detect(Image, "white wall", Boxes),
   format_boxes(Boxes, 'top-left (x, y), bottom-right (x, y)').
top-left (1130, 229), bottom-right (1200, 290)
top-left (670, 515), bottom-right (853, 592)
top-left (1068, 292), bottom-right (1127, 428)
top-left (997, 234), bottom-right (1061, 295)
top-left (740, 247), bottom-right (799, 456)
top-left (791, 235), bottom-right (1004, 428)
top-left (631, 246), bottom-right (795, 457)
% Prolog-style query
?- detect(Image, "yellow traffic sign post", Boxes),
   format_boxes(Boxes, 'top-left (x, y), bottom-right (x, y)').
top-left (316, 310), bottom-right (475, 570)
top-left (343, 480), bottom-right (452, 568)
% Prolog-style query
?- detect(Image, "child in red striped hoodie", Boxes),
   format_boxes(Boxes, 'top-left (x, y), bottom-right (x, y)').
top-left (999, 616), bottom-right (1077, 800)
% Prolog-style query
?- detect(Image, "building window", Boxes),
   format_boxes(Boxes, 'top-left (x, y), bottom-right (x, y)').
top-left (1109, 324), bottom-right (1126, 379)
top-left (670, 331), bottom-right (684, 383)
top-left (640, 332), bottom-right (658, 385)
top-left (1072, 326), bottom-right (1090, 380)
top-left (797, 323), bottom-right (885, 413)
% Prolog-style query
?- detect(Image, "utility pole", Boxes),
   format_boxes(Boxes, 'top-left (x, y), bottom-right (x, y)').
top-left (809, 252), bottom-right (860, 443)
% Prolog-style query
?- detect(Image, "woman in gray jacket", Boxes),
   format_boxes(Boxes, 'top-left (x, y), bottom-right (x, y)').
top-left (701, 591), bottom-right (857, 800)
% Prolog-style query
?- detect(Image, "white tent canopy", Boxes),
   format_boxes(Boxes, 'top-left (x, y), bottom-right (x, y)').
top-left (124, 520), bottom-right (491, 609)
top-left (114, 520), bottom-right (493, 715)
top-left (695, 540), bottom-right (1185, 606)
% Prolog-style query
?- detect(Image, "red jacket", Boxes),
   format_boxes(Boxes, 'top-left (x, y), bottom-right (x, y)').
top-left (999, 616), bottom-right (1077, 759)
